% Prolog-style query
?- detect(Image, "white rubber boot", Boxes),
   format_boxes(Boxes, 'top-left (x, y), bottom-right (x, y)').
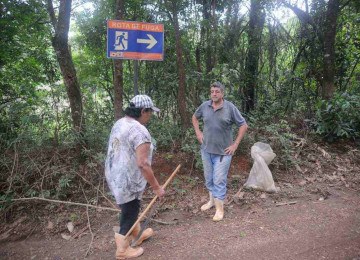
top-left (201, 192), bottom-right (214, 211)
top-left (115, 233), bottom-right (144, 259)
top-left (213, 198), bottom-right (224, 221)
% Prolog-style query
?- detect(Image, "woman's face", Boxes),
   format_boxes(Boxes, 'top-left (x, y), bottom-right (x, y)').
top-left (139, 109), bottom-right (153, 125)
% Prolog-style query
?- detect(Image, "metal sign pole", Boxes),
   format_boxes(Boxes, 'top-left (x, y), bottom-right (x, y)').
top-left (134, 60), bottom-right (139, 95)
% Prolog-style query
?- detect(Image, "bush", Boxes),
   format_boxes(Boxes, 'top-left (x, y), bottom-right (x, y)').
top-left (147, 117), bottom-right (183, 150)
top-left (180, 128), bottom-right (203, 170)
top-left (314, 93), bottom-right (360, 141)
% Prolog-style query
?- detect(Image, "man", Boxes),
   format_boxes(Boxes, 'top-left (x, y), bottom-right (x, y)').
top-left (105, 95), bottom-right (165, 259)
top-left (192, 82), bottom-right (248, 221)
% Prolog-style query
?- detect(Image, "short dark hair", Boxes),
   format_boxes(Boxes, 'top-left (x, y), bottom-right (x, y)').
top-left (124, 103), bottom-right (152, 118)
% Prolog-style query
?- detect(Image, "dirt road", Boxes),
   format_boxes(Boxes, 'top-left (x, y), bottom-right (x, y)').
top-left (1, 185), bottom-right (359, 260)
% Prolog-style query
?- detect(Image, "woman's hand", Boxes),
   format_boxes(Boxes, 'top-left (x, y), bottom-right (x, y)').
top-left (153, 186), bottom-right (165, 197)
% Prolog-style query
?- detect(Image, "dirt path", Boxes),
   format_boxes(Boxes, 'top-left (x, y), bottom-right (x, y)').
top-left (1, 145), bottom-right (360, 260)
top-left (1, 185), bottom-right (359, 260)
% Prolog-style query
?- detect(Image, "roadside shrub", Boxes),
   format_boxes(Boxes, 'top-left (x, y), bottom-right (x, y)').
top-left (148, 117), bottom-right (183, 150)
top-left (248, 105), bottom-right (304, 169)
top-left (313, 93), bottom-right (360, 141)
top-left (180, 128), bottom-right (203, 170)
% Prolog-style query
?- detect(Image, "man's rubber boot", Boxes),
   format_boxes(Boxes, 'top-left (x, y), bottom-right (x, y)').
top-left (131, 223), bottom-right (154, 246)
top-left (201, 192), bottom-right (214, 211)
top-left (213, 198), bottom-right (224, 221)
top-left (115, 233), bottom-right (144, 259)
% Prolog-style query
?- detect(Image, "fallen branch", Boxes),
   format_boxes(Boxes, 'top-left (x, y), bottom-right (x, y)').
top-left (0, 197), bottom-right (120, 212)
top-left (275, 201), bottom-right (297, 206)
top-left (76, 169), bottom-right (118, 210)
top-left (78, 182), bottom-right (95, 258)
top-left (85, 206), bottom-right (94, 257)
top-left (71, 225), bottom-right (89, 240)
top-left (150, 218), bottom-right (178, 225)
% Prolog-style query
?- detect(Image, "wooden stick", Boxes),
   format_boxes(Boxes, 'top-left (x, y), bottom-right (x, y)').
top-left (275, 201), bottom-right (297, 206)
top-left (0, 197), bottom-right (120, 212)
top-left (124, 164), bottom-right (181, 239)
top-left (150, 218), bottom-right (177, 225)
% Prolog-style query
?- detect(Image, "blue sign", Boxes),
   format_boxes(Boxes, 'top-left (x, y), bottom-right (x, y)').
top-left (107, 20), bottom-right (164, 61)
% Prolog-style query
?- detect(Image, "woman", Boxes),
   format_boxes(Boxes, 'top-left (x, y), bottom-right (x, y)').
top-left (105, 95), bottom-right (165, 259)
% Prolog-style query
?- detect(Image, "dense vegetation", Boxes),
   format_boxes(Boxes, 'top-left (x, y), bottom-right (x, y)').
top-left (1, 0), bottom-right (359, 201)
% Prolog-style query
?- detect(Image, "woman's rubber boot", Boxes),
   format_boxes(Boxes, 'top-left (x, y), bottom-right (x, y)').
top-left (213, 198), bottom-right (224, 221)
top-left (115, 233), bottom-right (144, 259)
top-left (201, 192), bottom-right (214, 211)
top-left (131, 223), bottom-right (154, 246)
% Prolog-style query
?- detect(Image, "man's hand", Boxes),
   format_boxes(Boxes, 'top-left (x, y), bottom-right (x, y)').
top-left (195, 131), bottom-right (203, 144)
top-left (225, 124), bottom-right (248, 155)
top-left (224, 143), bottom-right (238, 155)
top-left (192, 115), bottom-right (203, 144)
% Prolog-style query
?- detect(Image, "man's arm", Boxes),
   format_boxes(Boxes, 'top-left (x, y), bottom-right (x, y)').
top-left (224, 124), bottom-right (248, 155)
top-left (136, 143), bottom-right (165, 197)
top-left (192, 114), bottom-right (203, 144)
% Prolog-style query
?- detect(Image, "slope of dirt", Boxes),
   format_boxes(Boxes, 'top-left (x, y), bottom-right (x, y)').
top-left (0, 142), bottom-right (359, 260)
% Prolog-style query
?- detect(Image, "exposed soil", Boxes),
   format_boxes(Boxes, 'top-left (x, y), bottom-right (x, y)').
top-left (1, 141), bottom-right (360, 260)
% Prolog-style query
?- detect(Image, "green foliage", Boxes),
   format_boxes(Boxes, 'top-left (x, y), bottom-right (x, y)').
top-left (249, 110), bottom-right (300, 168)
top-left (69, 213), bottom-right (79, 223)
top-left (148, 117), bottom-right (183, 150)
top-left (181, 128), bottom-right (203, 170)
top-left (314, 93), bottom-right (360, 141)
top-left (0, 0), bottom-right (60, 150)
top-left (171, 177), bottom-right (187, 195)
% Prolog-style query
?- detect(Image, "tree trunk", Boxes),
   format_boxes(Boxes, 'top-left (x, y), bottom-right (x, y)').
top-left (210, 0), bottom-right (217, 70)
top-left (282, 0), bottom-right (341, 100)
top-left (201, 0), bottom-right (217, 73)
top-left (243, 0), bottom-right (265, 113)
top-left (167, 1), bottom-right (190, 129)
top-left (113, 0), bottom-right (124, 120)
top-left (322, 0), bottom-right (340, 100)
top-left (47, 0), bottom-right (85, 151)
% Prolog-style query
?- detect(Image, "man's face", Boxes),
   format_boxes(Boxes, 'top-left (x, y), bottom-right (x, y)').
top-left (210, 87), bottom-right (224, 102)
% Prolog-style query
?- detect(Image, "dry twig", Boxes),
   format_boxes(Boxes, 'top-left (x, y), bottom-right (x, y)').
top-left (85, 206), bottom-right (94, 257)
top-left (275, 201), bottom-right (297, 206)
top-left (0, 197), bottom-right (120, 212)
top-left (70, 225), bottom-right (89, 240)
top-left (81, 183), bottom-right (94, 258)
top-left (150, 218), bottom-right (177, 225)
top-left (76, 172), bottom-right (117, 209)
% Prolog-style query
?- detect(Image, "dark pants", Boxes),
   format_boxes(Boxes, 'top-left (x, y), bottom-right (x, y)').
top-left (119, 199), bottom-right (140, 235)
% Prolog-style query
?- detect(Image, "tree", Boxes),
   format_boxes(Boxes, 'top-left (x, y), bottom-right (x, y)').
top-left (113, 0), bottom-right (125, 120)
top-left (164, 0), bottom-right (191, 129)
top-left (201, 0), bottom-right (217, 73)
top-left (0, 0), bottom-right (56, 146)
top-left (282, 0), bottom-right (342, 100)
top-left (47, 0), bottom-right (85, 152)
top-left (322, 0), bottom-right (340, 100)
top-left (244, 0), bottom-right (265, 112)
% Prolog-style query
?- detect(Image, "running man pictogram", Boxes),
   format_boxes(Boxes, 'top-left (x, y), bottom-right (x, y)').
top-left (114, 31), bottom-right (128, 50)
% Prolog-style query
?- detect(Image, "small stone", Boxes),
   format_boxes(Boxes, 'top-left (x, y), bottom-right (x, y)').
top-left (299, 180), bottom-right (307, 186)
top-left (46, 221), bottom-right (54, 230)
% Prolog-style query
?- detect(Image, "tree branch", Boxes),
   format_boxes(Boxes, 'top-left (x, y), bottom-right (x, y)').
top-left (1, 197), bottom-right (120, 212)
top-left (46, 0), bottom-right (57, 29)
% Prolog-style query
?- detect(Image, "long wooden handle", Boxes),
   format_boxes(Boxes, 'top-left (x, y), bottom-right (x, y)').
top-left (124, 164), bottom-right (181, 239)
